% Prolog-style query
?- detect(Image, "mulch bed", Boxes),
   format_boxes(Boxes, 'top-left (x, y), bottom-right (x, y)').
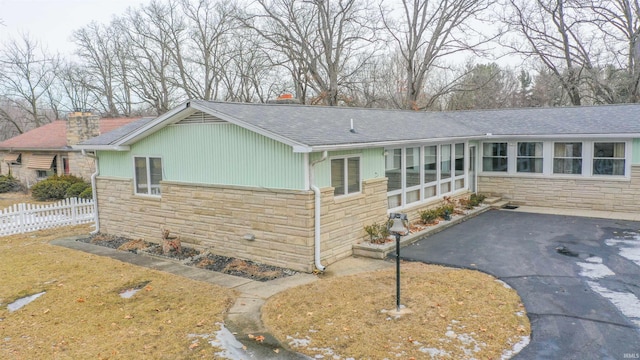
top-left (77, 233), bottom-right (296, 281)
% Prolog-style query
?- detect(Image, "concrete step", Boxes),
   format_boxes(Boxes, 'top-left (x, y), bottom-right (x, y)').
top-left (490, 200), bottom-right (510, 209)
top-left (484, 196), bottom-right (502, 205)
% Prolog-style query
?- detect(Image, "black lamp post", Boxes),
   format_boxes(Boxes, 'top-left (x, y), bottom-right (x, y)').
top-left (388, 212), bottom-right (408, 312)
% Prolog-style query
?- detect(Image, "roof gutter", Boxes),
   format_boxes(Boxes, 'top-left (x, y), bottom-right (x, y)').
top-left (81, 149), bottom-right (100, 235)
top-left (310, 151), bottom-right (328, 272)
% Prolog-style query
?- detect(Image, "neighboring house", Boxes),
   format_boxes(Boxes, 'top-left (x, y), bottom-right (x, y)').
top-left (74, 100), bottom-right (640, 272)
top-left (0, 113), bottom-right (141, 185)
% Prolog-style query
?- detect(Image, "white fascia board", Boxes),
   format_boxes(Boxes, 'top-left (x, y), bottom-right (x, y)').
top-left (189, 102), bottom-right (313, 153)
top-left (118, 102), bottom-right (197, 146)
top-left (308, 135), bottom-right (488, 152)
top-left (72, 144), bottom-right (131, 151)
top-left (485, 133), bottom-right (640, 140)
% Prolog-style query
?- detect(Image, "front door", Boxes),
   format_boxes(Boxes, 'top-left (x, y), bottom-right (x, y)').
top-left (469, 145), bottom-right (477, 193)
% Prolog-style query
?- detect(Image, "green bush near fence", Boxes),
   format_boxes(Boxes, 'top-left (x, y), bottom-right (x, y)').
top-left (31, 175), bottom-right (90, 201)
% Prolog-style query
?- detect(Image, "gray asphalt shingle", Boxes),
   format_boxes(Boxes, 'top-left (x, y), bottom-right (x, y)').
top-left (79, 101), bottom-right (640, 149)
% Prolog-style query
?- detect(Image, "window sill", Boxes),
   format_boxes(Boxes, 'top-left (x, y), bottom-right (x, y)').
top-left (333, 192), bottom-right (363, 204)
top-left (479, 172), bottom-right (630, 181)
top-left (133, 193), bottom-right (162, 200)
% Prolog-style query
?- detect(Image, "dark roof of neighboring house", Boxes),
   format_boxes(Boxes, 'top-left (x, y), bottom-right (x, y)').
top-left (76, 100), bottom-right (640, 152)
top-left (0, 117), bottom-right (142, 151)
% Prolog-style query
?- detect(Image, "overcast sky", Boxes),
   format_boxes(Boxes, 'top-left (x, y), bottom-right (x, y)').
top-left (0, 0), bottom-right (151, 55)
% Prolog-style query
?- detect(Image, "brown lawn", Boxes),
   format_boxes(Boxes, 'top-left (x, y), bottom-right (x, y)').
top-left (0, 225), bottom-right (238, 359)
top-left (263, 261), bottom-right (530, 359)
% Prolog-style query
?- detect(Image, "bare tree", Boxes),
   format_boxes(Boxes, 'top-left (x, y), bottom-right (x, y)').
top-left (117, 1), bottom-right (184, 114)
top-left (586, 0), bottom-right (640, 102)
top-left (380, 0), bottom-right (496, 110)
top-left (240, 0), bottom-right (380, 106)
top-left (500, 0), bottom-right (602, 106)
top-left (0, 34), bottom-right (59, 132)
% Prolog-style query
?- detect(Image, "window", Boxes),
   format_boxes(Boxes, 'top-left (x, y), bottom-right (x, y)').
top-left (593, 142), bottom-right (625, 176)
top-left (423, 145), bottom-right (437, 183)
top-left (483, 142), bottom-right (507, 172)
top-left (554, 142), bottom-right (582, 174)
top-left (454, 143), bottom-right (464, 176)
top-left (134, 157), bottom-right (163, 195)
top-left (517, 142), bottom-right (543, 173)
top-left (331, 156), bottom-right (360, 196)
top-left (441, 144), bottom-right (452, 179)
top-left (405, 147), bottom-right (421, 204)
top-left (36, 170), bottom-right (49, 179)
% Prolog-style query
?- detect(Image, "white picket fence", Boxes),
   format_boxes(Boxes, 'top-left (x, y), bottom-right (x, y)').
top-left (0, 197), bottom-right (95, 236)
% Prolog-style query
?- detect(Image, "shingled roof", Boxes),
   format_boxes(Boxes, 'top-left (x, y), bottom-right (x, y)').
top-left (75, 101), bottom-right (640, 153)
top-left (0, 117), bottom-right (142, 151)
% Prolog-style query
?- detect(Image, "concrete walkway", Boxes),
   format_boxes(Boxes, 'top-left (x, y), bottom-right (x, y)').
top-left (51, 237), bottom-right (392, 359)
top-left (506, 205), bottom-right (640, 222)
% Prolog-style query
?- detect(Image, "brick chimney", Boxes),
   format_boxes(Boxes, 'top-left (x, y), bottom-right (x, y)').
top-left (66, 111), bottom-right (100, 146)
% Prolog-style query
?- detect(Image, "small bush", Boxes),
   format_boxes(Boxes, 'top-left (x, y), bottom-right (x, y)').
top-left (0, 174), bottom-right (23, 193)
top-left (79, 187), bottom-right (93, 199)
top-left (419, 208), bottom-right (439, 224)
top-left (469, 193), bottom-right (486, 207)
top-left (65, 182), bottom-right (90, 198)
top-left (31, 174), bottom-right (91, 201)
top-left (363, 221), bottom-right (392, 244)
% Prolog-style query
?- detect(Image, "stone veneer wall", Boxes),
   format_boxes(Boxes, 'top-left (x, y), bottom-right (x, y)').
top-left (478, 165), bottom-right (640, 212)
top-left (67, 152), bottom-right (95, 180)
top-left (96, 176), bottom-right (390, 272)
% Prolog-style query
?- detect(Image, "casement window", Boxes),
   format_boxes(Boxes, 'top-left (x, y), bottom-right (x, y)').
top-left (386, 143), bottom-right (467, 210)
top-left (553, 142), bottom-right (582, 174)
top-left (517, 142), bottom-right (543, 173)
top-left (423, 145), bottom-right (437, 198)
top-left (593, 142), bottom-right (625, 176)
top-left (482, 142), bottom-right (508, 172)
top-left (331, 156), bottom-right (360, 196)
top-left (454, 143), bottom-right (465, 190)
top-left (134, 156), bottom-right (163, 195)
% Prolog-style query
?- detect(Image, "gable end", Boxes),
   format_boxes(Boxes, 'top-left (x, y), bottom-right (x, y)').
top-left (177, 111), bottom-right (226, 125)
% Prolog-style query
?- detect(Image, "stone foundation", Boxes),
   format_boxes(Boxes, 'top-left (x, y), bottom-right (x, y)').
top-left (478, 166), bottom-right (640, 212)
top-left (95, 177), bottom-right (390, 272)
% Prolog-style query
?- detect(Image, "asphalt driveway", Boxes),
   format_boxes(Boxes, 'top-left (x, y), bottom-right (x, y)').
top-left (400, 210), bottom-right (640, 360)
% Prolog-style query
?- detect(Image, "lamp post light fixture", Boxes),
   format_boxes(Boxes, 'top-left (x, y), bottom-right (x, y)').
top-left (388, 212), bottom-right (409, 314)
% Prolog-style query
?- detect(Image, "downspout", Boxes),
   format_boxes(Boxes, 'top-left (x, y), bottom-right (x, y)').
top-left (82, 149), bottom-right (100, 234)
top-left (310, 151), bottom-right (328, 272)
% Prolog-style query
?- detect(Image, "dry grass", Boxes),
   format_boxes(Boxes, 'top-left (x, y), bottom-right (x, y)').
top-left (263, 262), bottom-right (530, 359)
top-left (0, 225), bottom-right (238, 359)
top-left (0, 192), bottom-right (54, 209)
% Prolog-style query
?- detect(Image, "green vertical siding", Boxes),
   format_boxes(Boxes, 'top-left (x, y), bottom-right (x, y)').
top-left (98, 123), bottom-right (307, 190)
top-left (633, 139), bottom-right (640, 164)
top-left (311, 148), bottom-right (385, 187)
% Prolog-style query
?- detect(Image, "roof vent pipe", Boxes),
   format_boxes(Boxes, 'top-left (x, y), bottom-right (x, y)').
top-left (350, 118), bottom-right (355, 133)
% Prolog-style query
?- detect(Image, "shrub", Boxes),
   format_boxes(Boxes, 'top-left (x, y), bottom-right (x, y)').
top-left (469, 193), bottom-right (486, 207)
top-left (0, 174), bottom-right (23, 193)
top-left (65, 182), bottom-right (90, 198)
top-left (363, 221), bottom-right (391, 244)
top-left (419, 208), bottom-right (439, 224)
top-left (79, 187), bottom-right (93, 199)
top-left (31, 174), bottom-right (90, 201)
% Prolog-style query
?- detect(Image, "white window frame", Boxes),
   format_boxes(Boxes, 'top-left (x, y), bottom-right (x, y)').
top-left (553, 142), bottom-right (583, 175)
top-left (478, 139), bottom-right (630, 179)
top-left (592, 142), bottom-right (626, 176)
top-left (133, 156), bottom-right (163, 196)
top-left (330, 155), bottom-right (362, 197)
top-left (482, 142), bottom-right (508, 172)
top-left (386, 142), bottom-right (468, 212)
top-left (516, 142), bottom-right (544, 174)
